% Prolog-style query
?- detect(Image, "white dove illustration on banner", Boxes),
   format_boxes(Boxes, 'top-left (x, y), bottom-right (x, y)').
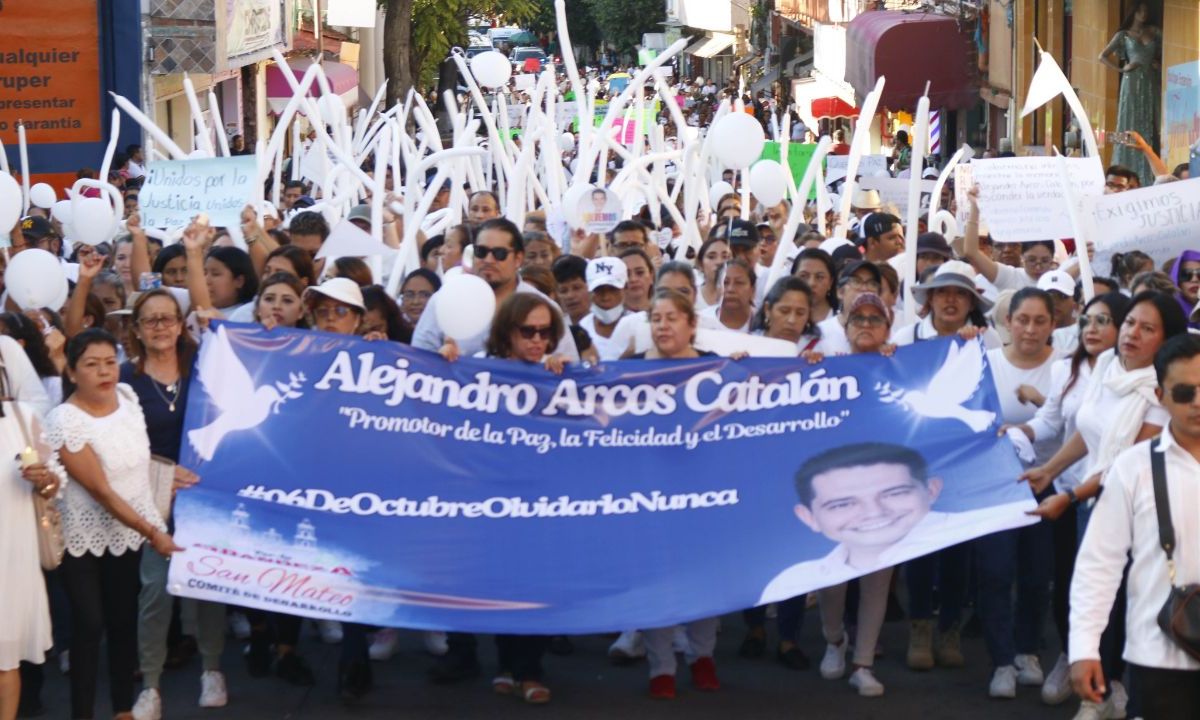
top-left (874, 339), bottom-right (996, 433)
top-left (188, 324), bottom-right (306, 462)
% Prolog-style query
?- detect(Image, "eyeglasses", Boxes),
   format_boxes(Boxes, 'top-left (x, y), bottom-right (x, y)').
top-left (402, 290), bottom-right (433, 302)
top-left (848, 314), bottom-right (888, 328)
top-left (1169, 383), bottom-right (1199, 405)
top-left (516, 324), bottom-right (553, 340)
top-left (473, 245), bottom-right (512, 261)
top-left (842, 277), bottom-right (881, 292)
top-left (1180, 269), bottom-right (1200, 283)
top-left (1078, 313), bottom-right (1114, 330)
top-left (138, 315), bottom-right (180, 329)
top-left (1023, 256), bottom-right (1056, 269)
top-left (314, 305), bottom-right (355, 321)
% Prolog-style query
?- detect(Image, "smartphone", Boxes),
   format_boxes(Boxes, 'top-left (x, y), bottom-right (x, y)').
top-left (139, 272), bottom-right (163, 291)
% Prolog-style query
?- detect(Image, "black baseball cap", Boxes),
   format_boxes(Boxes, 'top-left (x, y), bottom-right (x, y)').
top-left (838, 259), bottom-right (882, 286)
top-left (20, 216), bottom-right (53, 240)
top-left (709, 217), bottom-right (759, 248)
top-left (916, 232), bottom-right (952, 258)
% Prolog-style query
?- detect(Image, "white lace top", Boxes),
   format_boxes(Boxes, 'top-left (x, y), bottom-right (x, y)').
top-left (45, 384), bottom-right (166, 557)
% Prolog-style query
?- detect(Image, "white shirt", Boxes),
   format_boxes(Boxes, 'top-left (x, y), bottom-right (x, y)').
top-left (1052, 324), bottom-right (1079, 358)
top-left (1075, 351), bottom-right (1169, 477)
top-left (891, 316), bottom-right (1002, 349)
top-left (816, 315), bottom-right (851, 354)
top-left (987, 348), bottom-right (1058, 465)
top-left (579, 312), bottom-right (632, 361)
top-left (1069, 429), bottom-right (1200, 670)
top-left (992, 263), bottom-right (1037, 292)
top-left (1027, 358), bottom-right (1092, 492)
top-left (700, 305), bottom-right (751, 334)
top-left (760, 501), bottom-right (1035, 604)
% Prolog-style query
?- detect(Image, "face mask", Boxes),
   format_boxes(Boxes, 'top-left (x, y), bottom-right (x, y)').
top-left (591, 303), bottom-right (625, 325)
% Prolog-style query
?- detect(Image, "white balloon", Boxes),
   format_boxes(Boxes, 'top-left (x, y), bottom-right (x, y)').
top-left (5, 249), bottom-right (67, 310)
top-left (931, 209), bottom-right (960, 239)
top-left (0, 172), bottom-right (21, 233)
top-left (71, 197), bottom-right (116, 246)
top-left (558, 132), bottom-right (575, 153)
top-left (470, 51), bottom-right (512, 89)
top-left (561, 183), bottom-right (595, 229)
top-left (696, 76), bottom-right (705, 85)
top-left (434, 273), bottom-right (496, 340)
top-left (749, 160), bottom-right (788, 207)
top-left (710, 112), bottom-right (766, 169)
top-left (51, 200), bottom-right (73, 224)
top-left (708, 181), bottom-right (734, 213)
top-left (29, 183), bottom-right (56, 209)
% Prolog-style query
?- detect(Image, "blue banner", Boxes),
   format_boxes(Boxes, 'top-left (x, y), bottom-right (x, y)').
top-left (167, 323), bottom-right (1035, 633)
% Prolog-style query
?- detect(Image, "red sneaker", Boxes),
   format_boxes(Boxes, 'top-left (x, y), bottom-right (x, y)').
top-left (690, 657), bottom-right (720, 690)
top-left (649, 674), bottom-right (676, 699)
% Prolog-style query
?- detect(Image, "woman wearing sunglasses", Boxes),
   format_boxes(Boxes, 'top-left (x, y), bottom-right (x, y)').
top-left (1000, 292), bottom-right (1128, 706)
top-left (1168, 249), bottom-right (1200, 330)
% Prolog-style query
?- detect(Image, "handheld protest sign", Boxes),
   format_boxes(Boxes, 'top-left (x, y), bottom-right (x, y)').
top-left (577, 186), bottom-right (621, 235)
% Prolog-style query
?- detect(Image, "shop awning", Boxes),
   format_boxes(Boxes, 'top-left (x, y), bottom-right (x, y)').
top-left (846, 11), bottom-right (977, 111)
top-left (792, 73), bottom-right (859, 132)
top-left (812, 96), bottom-right (856, 118)
top-left (685, 33), bottom-right (735, 59)
top-left (266, 58), bottom-right (359, 115)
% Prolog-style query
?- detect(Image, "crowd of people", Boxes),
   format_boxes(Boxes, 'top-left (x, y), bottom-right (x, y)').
top-left (1, 71), bottom-right (1199, 720)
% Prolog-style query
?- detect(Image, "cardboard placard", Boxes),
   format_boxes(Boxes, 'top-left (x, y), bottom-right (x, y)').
top-left (140, 156), bottom-right (259, 228)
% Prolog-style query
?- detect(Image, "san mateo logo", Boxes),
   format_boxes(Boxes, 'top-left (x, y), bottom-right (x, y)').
top-left (874, 339), bottom-right (996, 432)
top-left (188, 325), bottom-right (306, 461)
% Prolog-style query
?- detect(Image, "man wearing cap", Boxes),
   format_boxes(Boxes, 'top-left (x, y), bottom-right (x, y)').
top-left (13, 216), bottom-right (60, 257)
top-left (579, 257), bottom-right (632, 360)
top-left (712, 218), bottom-right (772, 303)
top-left (1037, 270), bottom-right (1080, 357)
top-left (413, 218), bottom-right (579, 361)
top-left (894, 260), bottom-right (1001, 348)
top-left (915, 232), bottom-right (953, 279)
top-left (861, 213), bottom-right (904, 265)
top-left (816, 261), bottom-right (884, 355)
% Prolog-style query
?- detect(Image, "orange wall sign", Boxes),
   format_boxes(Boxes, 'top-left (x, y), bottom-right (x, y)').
top-left (0, 0), bottom-right (103, 145)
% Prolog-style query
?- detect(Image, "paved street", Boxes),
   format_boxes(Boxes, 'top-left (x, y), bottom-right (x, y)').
top-left (40, 610), bottom-right (1081, 719)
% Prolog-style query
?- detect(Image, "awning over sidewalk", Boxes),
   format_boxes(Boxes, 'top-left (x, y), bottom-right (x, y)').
top-left (685, 33), bottom-right (735, 59)
top-left (846, 11), bottom-right (977, 111)
top-left (266, 58), bottom-right (359, 115)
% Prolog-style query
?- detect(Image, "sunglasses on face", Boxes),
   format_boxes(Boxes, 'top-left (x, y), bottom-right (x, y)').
top-left (1180, 269), bottom-right (1200, 283)
top-left (314, 305), bottom-right (354, 321)
top-left (848, 314), bottom-right (888, 328)
top-left (517, 324), bottom-right (553, 340)
top-left (1078, 313), bottom-right (1114, 330)
top-left (1169, 383), bottom-right (1199, 405)
top-left (473, 245), bottom-right (512, 261)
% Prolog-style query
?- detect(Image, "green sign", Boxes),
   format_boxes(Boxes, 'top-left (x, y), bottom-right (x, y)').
top-left (759, 142), bottom-right (818, 199)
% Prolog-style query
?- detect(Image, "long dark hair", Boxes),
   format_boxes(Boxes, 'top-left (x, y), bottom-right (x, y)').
top-left (1120, 2), bottom-right (1155, 30)
top-left (0, 313), bottom-right (57, 379)
top-left (62, 328), bottom-right (119, 399)
top-left (754, 276), bottom-right (818, 337)
top-left (791, 248), bottom-right (839, 312)
top-left (265, 244), bottom-right (318, 287)
top-left (128, 289), bottom-right (199, 379)
top-left (1064, 292), bottom-right (1131, 396)
top-left (361, 285), bottom-right (411, 343)
top-left (1123, 290), bottom-right (1189, 359)
top-left (1110, 250), bottom-right (1153, 288)
top-left (207, 246), bottom-right (259, 304)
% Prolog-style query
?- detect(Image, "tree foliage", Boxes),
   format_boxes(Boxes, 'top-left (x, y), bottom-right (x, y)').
top-left (527, 0), bottom-right (601, 52)
top-left (583, 0), bottom-right (665, 54)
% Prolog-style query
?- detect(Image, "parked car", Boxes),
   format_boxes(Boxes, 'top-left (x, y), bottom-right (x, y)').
top-left (511, 46), bottom-right (547, 74)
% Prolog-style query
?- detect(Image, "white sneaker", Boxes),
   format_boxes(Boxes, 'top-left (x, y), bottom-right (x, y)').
top-left (316, 620), bottom-right (343, 644)
top-left (989, 665), bottom-right (1018, 698)
top-left (819, 639), bottom-right (847, 680)
top-left (1014, 653), bottom-right (1044, 686)
top-left (132, 688), bottom-right (162, 720)
top-left (1071, 701), bottom-right (1107, 720)
top-left (671, 625), bottom-right (690, 655)
top-left (1107, 680), bottom-right (1129, 719)
top-left (848, 667), bottom-right (884, 697)
top-left (423, 630), bottom-right (449, 656)
top-left (1042, 653), bottom-right (1072, 704)
top-left (369, 628), bottom-right (399, 661)
top-left (198, 670), bottom-right (228, 708)
top-left (229, 612), bottom-right (251, 640)
top-left (58, 650), bottom-right (69, 675)
top-left (607, 630), bottom-right (646, 661)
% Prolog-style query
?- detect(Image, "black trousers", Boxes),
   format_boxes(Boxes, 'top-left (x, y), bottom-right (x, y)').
top-left (495, 635), bottom-right (547, 682)
top-left (1128, 664), bottom-right (1200, 720)
top-left (59, 550), bottom-right (142, 719)
top-left (1051, 502), bottom-right (1078, 647)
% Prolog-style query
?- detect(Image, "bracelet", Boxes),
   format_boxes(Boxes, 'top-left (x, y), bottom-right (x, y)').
top-left (37, 480), bottom-right (58, 498)
top-left (1065, 488), bottom-right (1079, 505)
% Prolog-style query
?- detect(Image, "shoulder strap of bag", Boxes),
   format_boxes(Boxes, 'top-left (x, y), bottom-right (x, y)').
top-left (1150, 436), bottom-right (1177, 568)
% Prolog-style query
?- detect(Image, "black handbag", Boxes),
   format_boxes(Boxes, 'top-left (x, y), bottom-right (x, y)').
top-left (1149, 437), bottom-right (1200, 661)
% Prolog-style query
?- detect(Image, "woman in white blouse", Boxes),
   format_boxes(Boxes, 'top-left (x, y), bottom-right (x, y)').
top-left (46, 329), bottom-right (181, 720)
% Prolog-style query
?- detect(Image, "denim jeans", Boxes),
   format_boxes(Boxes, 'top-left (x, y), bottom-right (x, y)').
top-left (974, 511), bottom-right (1054, 668)
top-left (905, 542), bottom-right (970, 632)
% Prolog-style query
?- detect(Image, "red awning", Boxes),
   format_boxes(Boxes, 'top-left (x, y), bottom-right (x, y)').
top-left (846, 11), bottom-right (977, 111)
top-left (811, 96), bottom-right (857, 119)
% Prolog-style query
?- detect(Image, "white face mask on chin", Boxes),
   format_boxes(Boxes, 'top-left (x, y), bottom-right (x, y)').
top-left (591, 303), bottom-right (624, 325)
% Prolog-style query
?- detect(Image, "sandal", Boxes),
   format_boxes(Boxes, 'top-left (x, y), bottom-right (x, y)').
top-left (492, 673), bottom-right (516, 695)
top-left (520, 681), bottom-right (551, 704)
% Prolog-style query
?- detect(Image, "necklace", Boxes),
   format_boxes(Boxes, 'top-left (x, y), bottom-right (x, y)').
top-left (150, 376), bottom-right (181, 413)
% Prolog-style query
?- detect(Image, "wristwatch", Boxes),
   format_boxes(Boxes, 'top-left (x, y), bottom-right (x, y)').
top-left (1065, 488), bottom-right (1079, 505)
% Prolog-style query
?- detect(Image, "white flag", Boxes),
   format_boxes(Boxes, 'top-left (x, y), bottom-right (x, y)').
top-left (1021, 51), bottom-right (1070, 118)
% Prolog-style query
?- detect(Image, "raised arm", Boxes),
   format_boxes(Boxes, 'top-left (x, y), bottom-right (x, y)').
top-left (64, 251), bottom-right (104, 338)
top-left (127, 212), bottom-right (152, 285)
top-left (961, 185), bottom-right (999, 283)
top-left (182, 219), bottom-right (215, 312)
top-left (240, 205), bottom-right (277, 278)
